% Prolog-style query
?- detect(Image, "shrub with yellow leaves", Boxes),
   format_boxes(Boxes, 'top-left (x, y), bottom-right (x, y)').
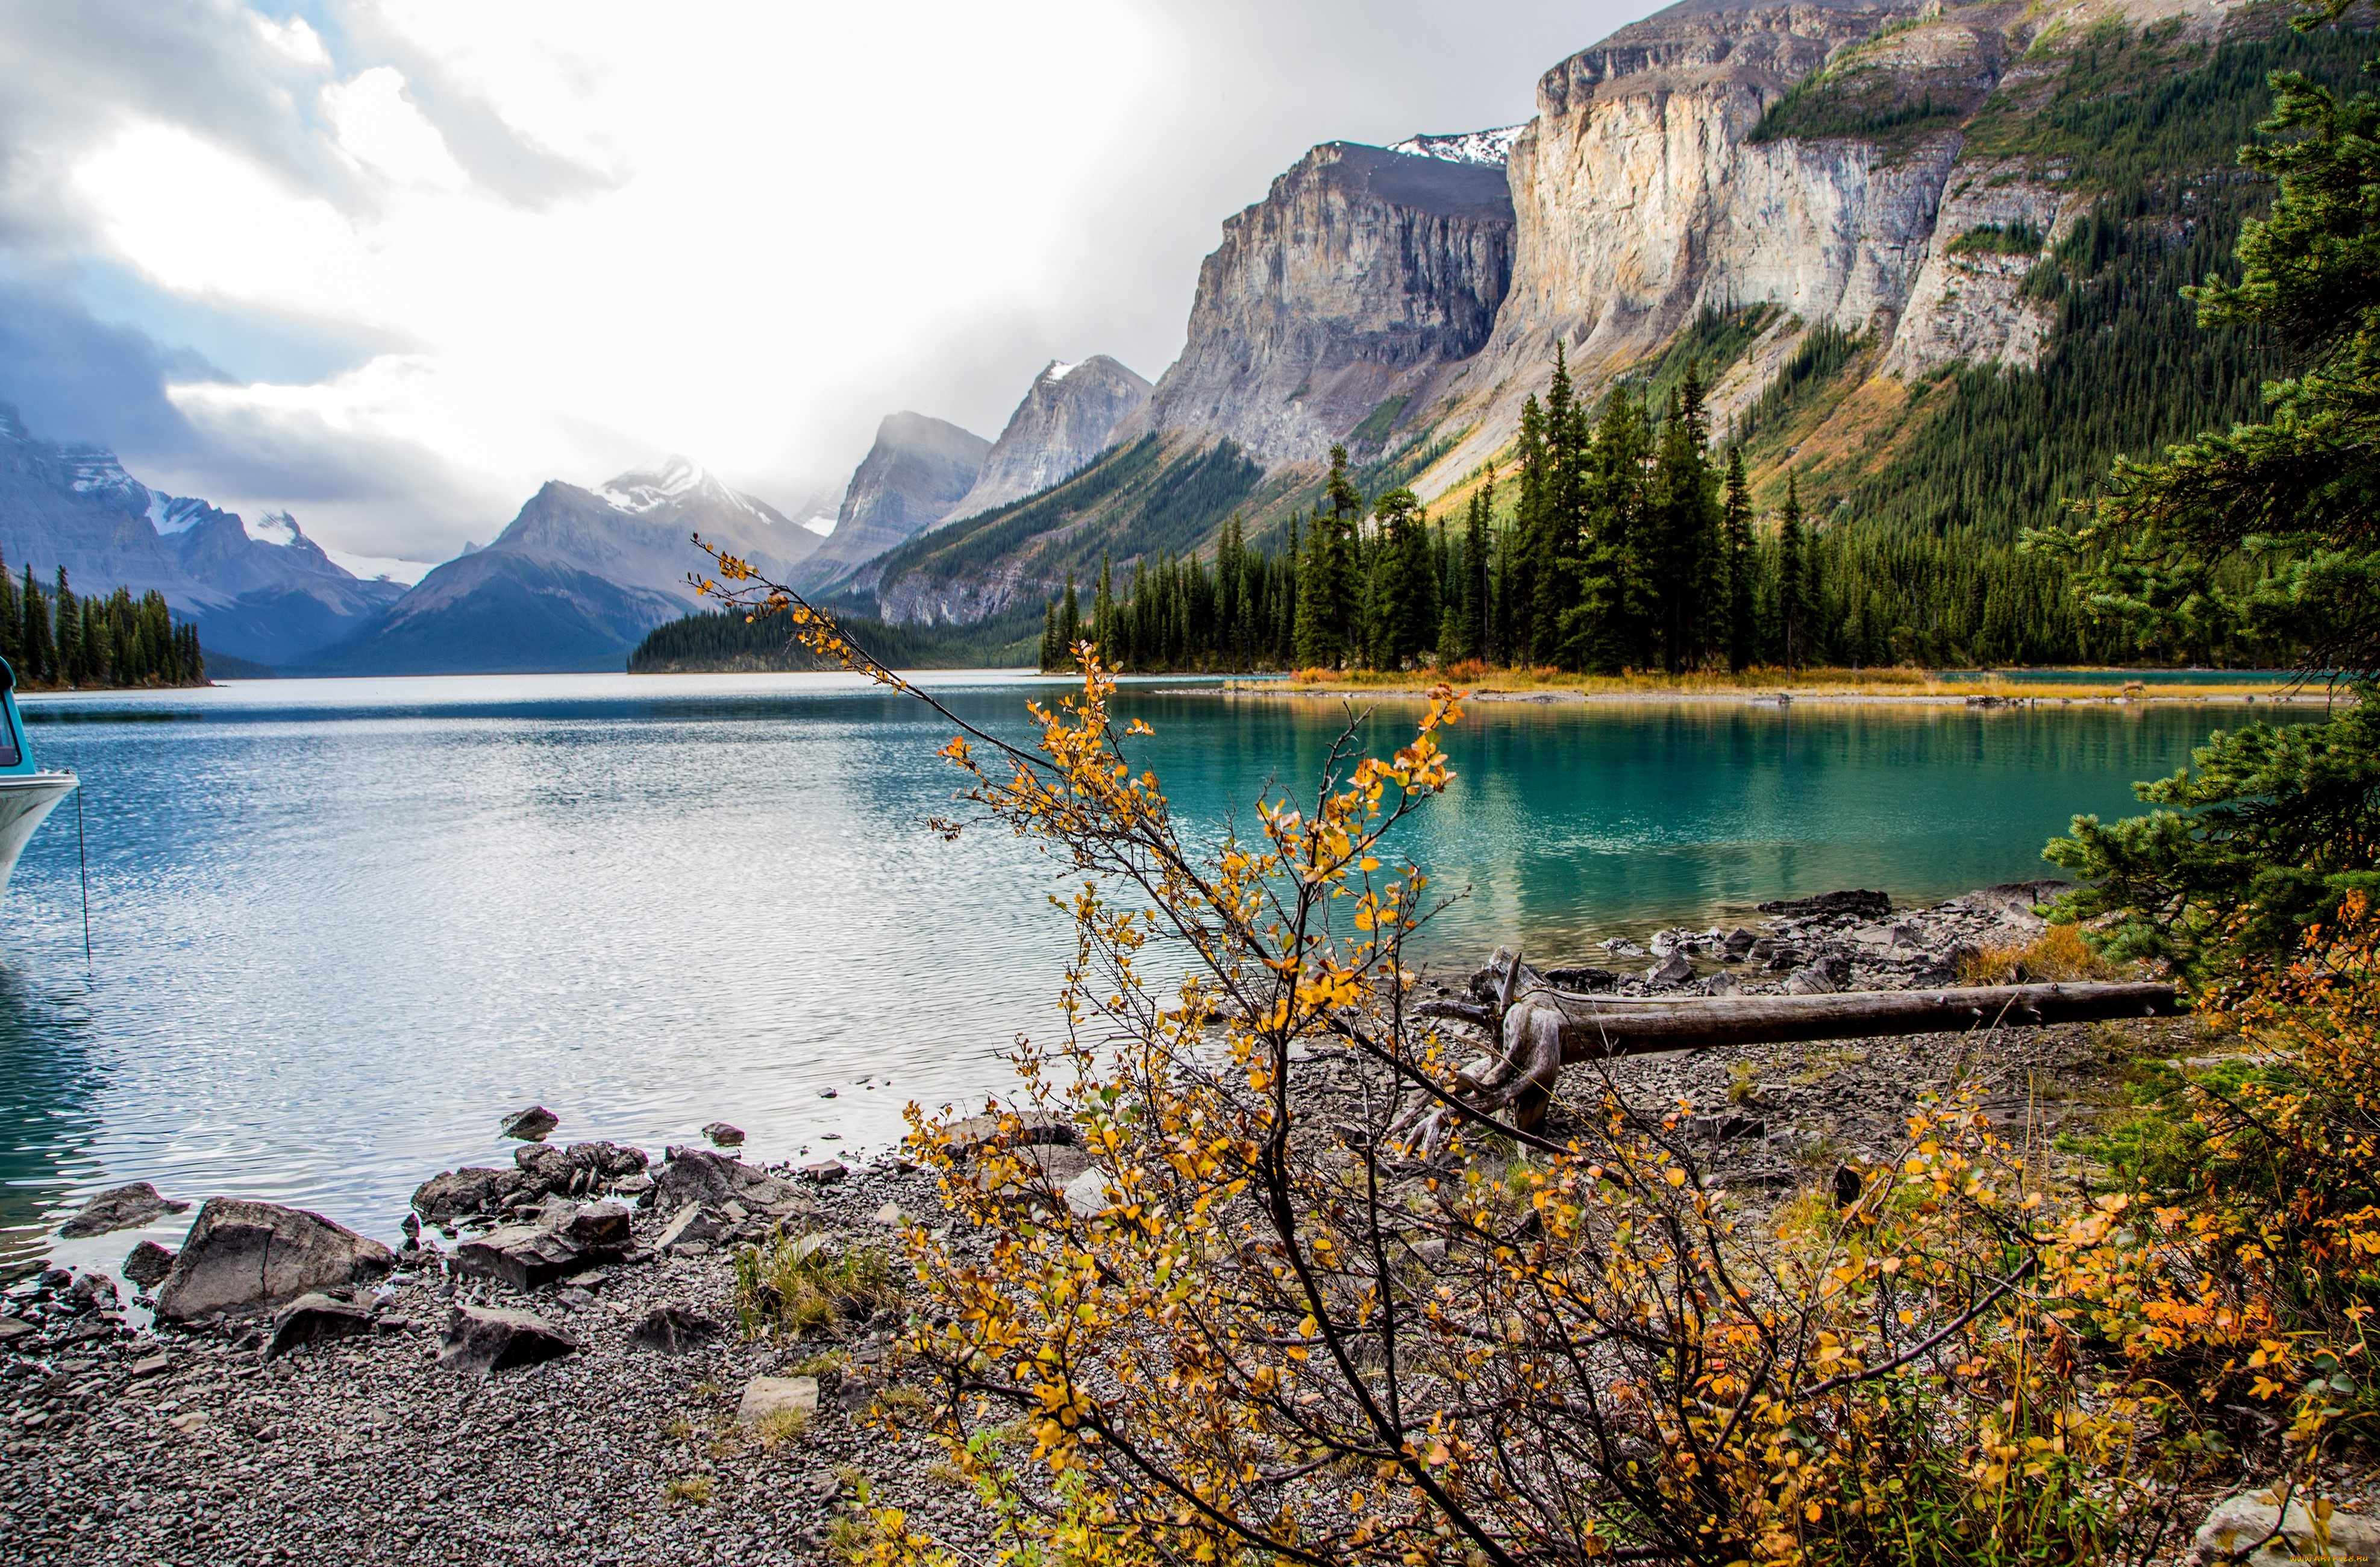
top-left (692, 544), bottom-right (2380, 1567)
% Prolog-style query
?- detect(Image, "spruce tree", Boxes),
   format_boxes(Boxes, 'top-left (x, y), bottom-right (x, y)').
top-left (1060, 571), bottom-right (1081, 656)
top-left (1293, 445), bottom-right (1362, 668)
top-left (1092, 555), bottom-right (1114, 662)
top-left (21, 566), bottom-right (48, 685)
top-left (1722, 447), bottom-right (1756, 672)
top-left (1461, 479), bottom-right (1491, 662)
top-left (1776, 472), bottom-right (1806, 668)
top-left (2039, 8), bottom-right (2380, 971)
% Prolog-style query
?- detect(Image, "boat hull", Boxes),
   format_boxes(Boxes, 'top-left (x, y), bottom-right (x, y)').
top-left (0, 773), bottom-right (75, 900)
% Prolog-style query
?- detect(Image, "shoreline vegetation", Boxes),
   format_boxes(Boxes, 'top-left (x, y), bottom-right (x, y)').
top-left (1244, 664), bottom-right (2345, 705)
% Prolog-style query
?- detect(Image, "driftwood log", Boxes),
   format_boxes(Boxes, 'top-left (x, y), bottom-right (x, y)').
top-left (1392, 947), bottom-right (2184, 1156)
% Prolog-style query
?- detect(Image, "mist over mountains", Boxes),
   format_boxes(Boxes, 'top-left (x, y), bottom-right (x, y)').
top-left (0, 0), bottom-right (2344, 674)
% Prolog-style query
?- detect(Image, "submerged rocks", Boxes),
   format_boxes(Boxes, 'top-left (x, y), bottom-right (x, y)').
top-left (263, 1292), bottom-right (377, 1360)
top-left (434, 1304), bottom-right (579, 1377)
top-left (703, 1122), bottom-right (745, 1148)
top-left (152, 1199), bottom-right (396, 1322)
top-left (121, 1240), bottom-right (176, 1289)
top-left (57, 1181), bottom-right (189, 1239)
top-left (499, 1106), bottom-right (559, 1142)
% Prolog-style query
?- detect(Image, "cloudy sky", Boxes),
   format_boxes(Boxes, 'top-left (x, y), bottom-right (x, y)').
top-left (0, 0), bottom-right (1646, 576)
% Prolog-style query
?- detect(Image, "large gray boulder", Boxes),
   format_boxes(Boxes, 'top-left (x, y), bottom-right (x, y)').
top-left (152, 1199), bottom-right (395, 1322)
top-left (652, 1147), bottom-right (799, 1212)
top-left (2188, 1492), bottom-right (2380, 1565)
top-left (410, 1167), bottom-right (513, 1226)
top-left (263, 1292), bottom-right (377, 1360)
top-left (57, 1181), bottom-right (188, 1239)
top-left (436, 1304), bottom-right (579, 1377)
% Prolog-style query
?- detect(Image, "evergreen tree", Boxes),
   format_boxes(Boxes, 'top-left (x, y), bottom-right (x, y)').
top-left (1059, 570), bottom-right (1080, 656)
top-left (1373, 488), bottom-right (1438, 668)
top-left (1294, 445), bottom-right (1362, 668)
top-left (1776, 471), bottom-right (1806, 668)
top-left (1459, 479), bottom-right (1491, 662)
top-left (20, 565), bottom-right (49, 684)
top-left (1092, 555), bottom-right (1115, 661)
top-left (1722, 447), bottom-right (1756, 671)
top-left (2040, 8), bottom-right (2380, 972)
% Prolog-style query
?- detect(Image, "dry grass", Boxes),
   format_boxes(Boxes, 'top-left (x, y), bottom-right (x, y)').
top-left (663, 1475), bottom-right (715, 1507)
top-left (754, 1407), bottom-right (810, 1450)
top-left (875, 1384), bottom-right (935, 1424)
top-left (1958, 925), bottom-right (2124, 985)
top-left (734, 1232), bottom-right (901, 1337)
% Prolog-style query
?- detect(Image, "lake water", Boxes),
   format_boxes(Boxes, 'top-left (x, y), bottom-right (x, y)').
top-left (0, 672), bottom-right (2295, 1277)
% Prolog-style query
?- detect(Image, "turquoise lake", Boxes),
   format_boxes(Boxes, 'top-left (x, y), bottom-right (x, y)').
top-left (0, 672), bottom-right (2305, 1275)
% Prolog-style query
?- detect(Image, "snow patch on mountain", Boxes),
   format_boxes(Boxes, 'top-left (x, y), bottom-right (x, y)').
top-left (802, 514), bottom-right (836, 537)
top-left (59, 445), bottom-right (145, 503)
top-left (148, 494), bottom-right (215, 535)
top-left (243, 509), bottom-right (301, 547)
top-left (1045, 360), bottom-right (1079, 382)
top-left (1387, 125), bottom-right (1525, 166)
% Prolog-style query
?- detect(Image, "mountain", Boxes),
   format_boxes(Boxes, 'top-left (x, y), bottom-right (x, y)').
top-left (0, 403), bottom-right (404, 667)
top-left (942, 358), bottom-right (1150, 525)
top-left (794, 412), bottom-right (990, 594)
top-left (1124, 142), bottom-right (1516, 468)
top-left (774, 0), bottom-right (2370, 655)
top-left (303, 456), bottom-right (816, 674)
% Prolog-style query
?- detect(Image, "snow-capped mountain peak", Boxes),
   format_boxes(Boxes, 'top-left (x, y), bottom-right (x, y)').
top-left (600, 453), bottom-right (710, 513)
top-left (1387, 125), bottom-right (1526, 166)
top-left (243, 509), bottom-right (301, 547)
top-left (1044, 360), bottom-right (1079, 382)
top-left (600, 454), bottom-right (781, 526)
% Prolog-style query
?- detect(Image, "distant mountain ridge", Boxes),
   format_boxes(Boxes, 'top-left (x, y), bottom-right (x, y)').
top-left (301, 456), bottom-right (818, 675)
top-left (794, 412), bottom-right (991, 595)
top-left (0, 403), bottom-right (404, 667)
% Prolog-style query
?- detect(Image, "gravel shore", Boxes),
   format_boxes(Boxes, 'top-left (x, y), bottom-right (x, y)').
top-left (0, 881), bottom-right (2208, 1565)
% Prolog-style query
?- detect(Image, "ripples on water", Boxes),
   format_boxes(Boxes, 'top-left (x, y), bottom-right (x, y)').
top-left (0, 672), bottom-right (2296, 1276)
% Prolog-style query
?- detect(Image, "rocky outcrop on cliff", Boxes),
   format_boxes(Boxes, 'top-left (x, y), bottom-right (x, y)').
top-left (941, 356), bottom-right (1150, 526)
top-left (1133, 142), bottom-right (1516, 466)
top-left (797, 412), bottom-right (989, 594)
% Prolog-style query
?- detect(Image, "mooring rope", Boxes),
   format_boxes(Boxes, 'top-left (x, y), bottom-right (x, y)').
top-left (74, 779), bottom-right (90, 970)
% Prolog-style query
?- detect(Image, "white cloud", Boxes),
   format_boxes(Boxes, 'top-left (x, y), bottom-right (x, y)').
top-left (325, 68), bottom-right (468, 192)
top-left (21, 0), bottom-right (1649, 563)
top-left (254, 15), bottom-right (330, 70)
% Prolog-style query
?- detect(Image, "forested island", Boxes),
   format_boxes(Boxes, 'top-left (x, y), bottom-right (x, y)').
top-left (0, 553), bottom-right (207, 689)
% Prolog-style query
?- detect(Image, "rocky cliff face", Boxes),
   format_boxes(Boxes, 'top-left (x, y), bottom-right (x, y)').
top-left (1425, 0), bottom-right (2241, 482)
top-left (797, 412), bottom-right (989, 594)
top-left (942, 356), bottom-right (1151, 526)
top-left (1134, 142), bottom-right (1516, 465)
